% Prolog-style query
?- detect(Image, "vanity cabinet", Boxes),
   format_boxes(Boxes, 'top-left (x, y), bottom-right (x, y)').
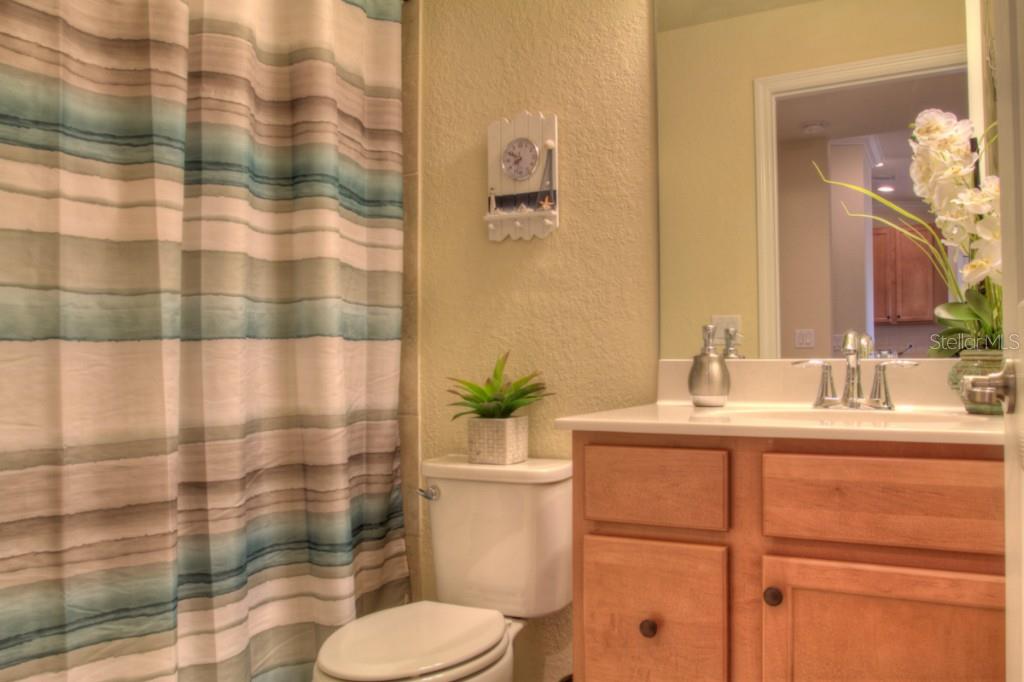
top-left (873, 226), bottom-right (947, 324)
top-left (572, 433), bottom-right (1005, 681)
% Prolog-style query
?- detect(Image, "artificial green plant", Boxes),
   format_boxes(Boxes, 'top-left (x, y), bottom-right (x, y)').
top-left (448, 352), bottom-right (551, 419)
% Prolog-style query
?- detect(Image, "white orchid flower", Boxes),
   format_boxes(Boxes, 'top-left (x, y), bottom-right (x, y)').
top-left (930, 164), bottom-right (977, 211)
top-left (975, 214), bottom-right (1001, 242)
top-left (913, 108), bottom-right (962, 143)
top-left (962, 239), bottom-right (1003, 285)
top-left (955, 176), bottom-right (1000, 216)
top-left (936, 203), bottom-right (974, 254)
top-left (961, 258), bottom-right (996, 286)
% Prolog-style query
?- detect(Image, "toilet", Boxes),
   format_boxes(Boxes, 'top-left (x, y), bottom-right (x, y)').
top-left (313, 455), bottom-right (573, 682)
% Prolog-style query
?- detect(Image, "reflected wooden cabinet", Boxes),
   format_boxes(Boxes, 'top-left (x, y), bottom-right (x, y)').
top-left (572, 434), bottom-right (1005, 681)
top-left (873, 226), bottom-right (947, 324)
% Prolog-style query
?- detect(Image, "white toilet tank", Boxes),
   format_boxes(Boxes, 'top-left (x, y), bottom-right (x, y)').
top-left (422, 455), bottom-right (572, 618)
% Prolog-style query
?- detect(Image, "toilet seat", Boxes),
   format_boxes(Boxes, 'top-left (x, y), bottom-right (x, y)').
top-left (315, 601), bottom-right (510, 682)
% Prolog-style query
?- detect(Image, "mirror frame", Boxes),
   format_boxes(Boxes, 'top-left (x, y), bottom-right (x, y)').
top-left (752, 45), bottom-right (970, 356)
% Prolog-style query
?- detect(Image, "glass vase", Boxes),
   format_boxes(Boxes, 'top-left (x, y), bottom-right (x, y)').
top-left (948, 349), bottom-right (1005, 415)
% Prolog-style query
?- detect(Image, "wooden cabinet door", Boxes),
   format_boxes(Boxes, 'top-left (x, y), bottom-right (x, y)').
top-left (763, 556), bottom-right (1004, 682)
top-left (895, 226), bottom-right (938, 322)
top-left (872, 227), bottom-right (894, 324)
top-left (582, 534), bottom-right (727, 681)
top-left (875, 226), bottom-right (947, 324)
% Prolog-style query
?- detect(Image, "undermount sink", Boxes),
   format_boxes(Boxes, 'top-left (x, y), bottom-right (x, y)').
top-left (697, 405), bottom-right (983, 429)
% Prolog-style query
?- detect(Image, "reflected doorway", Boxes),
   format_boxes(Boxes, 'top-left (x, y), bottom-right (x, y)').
top-left (776, 70), bottom-right (968, 358)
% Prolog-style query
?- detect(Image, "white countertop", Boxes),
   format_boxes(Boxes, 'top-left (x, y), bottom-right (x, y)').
top-left (555, 401), bottom-right (1004, 446)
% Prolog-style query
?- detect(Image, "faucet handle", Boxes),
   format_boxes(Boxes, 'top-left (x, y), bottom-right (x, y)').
top-left (841, 330), bottom-right (860, 355)
top-left (793, 360), bottom-right (838, 407)
top-left (868, 360), bottom-right (917, 409)
top-left (858, 333), bottom-right (874, 358)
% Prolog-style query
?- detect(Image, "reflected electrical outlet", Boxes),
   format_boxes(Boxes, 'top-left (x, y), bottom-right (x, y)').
top-left (795, 328), bottom-right (815, 348)
top-left (711, 314), bottom-right (741, 342)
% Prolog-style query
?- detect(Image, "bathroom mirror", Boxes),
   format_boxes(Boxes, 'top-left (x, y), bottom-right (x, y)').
top-left (656, 0), bottom-right (991, 359)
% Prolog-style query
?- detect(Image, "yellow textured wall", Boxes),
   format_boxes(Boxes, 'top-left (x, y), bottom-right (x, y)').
top-left (415, 1), bottom-right (659, 679)
top-left (657, 0), bottom-right (966, 357)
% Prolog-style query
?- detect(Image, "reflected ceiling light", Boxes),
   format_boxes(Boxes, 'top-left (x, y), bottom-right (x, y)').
top-left (875, 161), bottom-right (885, 167)
top-left (801, 120), bottom-right (829, 135)
top-left (877, 185), bottom-right (895, 193)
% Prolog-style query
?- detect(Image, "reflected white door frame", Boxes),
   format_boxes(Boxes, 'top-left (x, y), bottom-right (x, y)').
top-left (753, 46), bottom-right (968, 357)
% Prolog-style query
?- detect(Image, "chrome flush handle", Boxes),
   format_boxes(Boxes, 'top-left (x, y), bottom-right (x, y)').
top-left (416, 485), bottom-right (441, 501)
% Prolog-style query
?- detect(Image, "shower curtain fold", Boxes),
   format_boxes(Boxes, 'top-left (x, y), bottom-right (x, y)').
top-left (0, 0), bottom-right (408, 679)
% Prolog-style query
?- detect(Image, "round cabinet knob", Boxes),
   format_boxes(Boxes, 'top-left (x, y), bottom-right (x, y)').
top-left (639, 619), bottom-right (658, 638)
top-left (763, 586), bottom-right (784, 606)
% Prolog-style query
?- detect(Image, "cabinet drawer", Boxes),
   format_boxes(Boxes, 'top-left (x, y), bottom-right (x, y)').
top-left (583, 534), bottom-right (727, 681)
top-left (763, 453), bottom-right (1003, 554)
top-left (584, 445), bottom-right (728, 531)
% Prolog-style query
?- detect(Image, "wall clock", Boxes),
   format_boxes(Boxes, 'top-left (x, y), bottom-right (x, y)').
top-left (501, 137), bottom-right (540, 181)
top-left (486, 111), bottom-right (558, 241)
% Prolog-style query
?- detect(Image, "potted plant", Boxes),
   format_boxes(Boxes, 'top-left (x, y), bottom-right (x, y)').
top-left (817, 109), bottom-right (1002, 414)
top-left (448, 352), bottom-right (551, 464)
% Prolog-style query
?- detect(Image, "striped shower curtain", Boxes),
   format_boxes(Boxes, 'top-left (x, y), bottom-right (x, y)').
top-left (0, 0), bottom-right (408, 680)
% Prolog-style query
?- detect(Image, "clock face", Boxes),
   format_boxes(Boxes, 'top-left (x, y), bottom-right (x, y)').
top-left (501, 137), bottom-right (539, 181)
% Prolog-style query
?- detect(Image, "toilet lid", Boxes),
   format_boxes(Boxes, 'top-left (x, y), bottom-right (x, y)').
top-left (316, 601), bottom-right (507, 681)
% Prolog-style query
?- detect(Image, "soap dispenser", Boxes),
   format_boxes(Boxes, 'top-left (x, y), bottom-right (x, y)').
top-left (723, 327), bottom-right (745, 359)
top-left (688, 324), bottom-right (731, 407)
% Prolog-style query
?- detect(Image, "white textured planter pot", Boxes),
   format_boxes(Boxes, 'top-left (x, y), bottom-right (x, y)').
top-left (466, 416), bottom-right (529, 465)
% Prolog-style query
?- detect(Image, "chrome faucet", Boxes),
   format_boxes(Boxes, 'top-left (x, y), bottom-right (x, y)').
top-left (795, 330), bottom-right (917, 410)
top-left (839, 329), bottom-right (867, 407)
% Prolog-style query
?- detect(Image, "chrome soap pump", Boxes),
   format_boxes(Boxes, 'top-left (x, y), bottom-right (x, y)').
top-left (688, 323), bottom-right (731, 407)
